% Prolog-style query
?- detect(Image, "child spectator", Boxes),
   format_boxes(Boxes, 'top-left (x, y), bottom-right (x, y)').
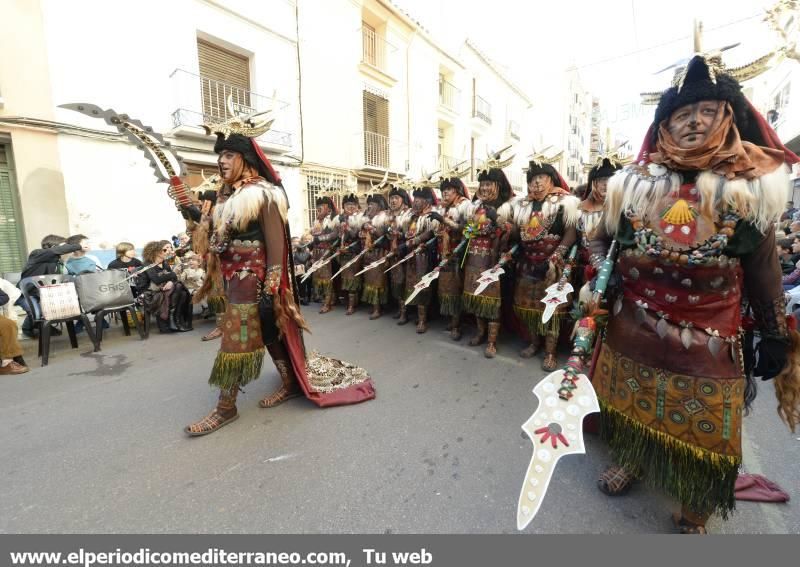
top-left (65, 234), bottom-right (101, 275)
top-left (107, 242), bottom-right (144, 273)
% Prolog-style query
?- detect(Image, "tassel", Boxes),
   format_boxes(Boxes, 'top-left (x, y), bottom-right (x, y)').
top-left (775, 329), bottom-right (800, 432)
top-left (208, 348), bottom-right (266, 389)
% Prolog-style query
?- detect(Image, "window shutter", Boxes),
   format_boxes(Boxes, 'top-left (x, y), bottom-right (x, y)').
top-left (362, 91), bottom-right (388, 136)
top-left (0, 145), bottom-right (26, 272)
top-left (197, 39), bottom-right (251, 119)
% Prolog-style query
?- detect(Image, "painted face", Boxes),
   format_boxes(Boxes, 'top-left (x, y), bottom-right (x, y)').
top-left (366, 201), bottom-right (380, 217)
top-left (343, 202), bottom-right (357, 215)
top-left (478, 180), bottom-right (498, 202)
top-left (666, 100), bottom-right (722, 150)
top-left (412, 197), bottom-right (427, 213)
top-left (442, 187), bottom-right (457, 206)
top-left (217, 150), bottom-right (242, 183)
top-left (529, 174), bottom-right (553, 200)
top-left (389, 195), bottom-right (403, 211)
top-left (316, 203), bottom-right (330, 219)
top-left (591, 177), bottom-right (609, 202)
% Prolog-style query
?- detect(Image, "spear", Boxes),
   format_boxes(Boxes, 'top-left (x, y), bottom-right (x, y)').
top-left (403, 238), bottom-right (469, 305)
top-left (300, 237), bottom-right (340, 283)
top-left (383, 237), bottom-right (438, 273)
top-left (331, 236), bottom-right (386, 281)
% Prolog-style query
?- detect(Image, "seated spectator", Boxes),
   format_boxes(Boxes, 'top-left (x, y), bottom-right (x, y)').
top-left (18, 234), bottom-right (83, 338)
top-left (179, 252), bottom-right (207, 315)
top-left (0, 288), bottom-right (28, 375)
top-left (138, 240), bottom-right (192, 333)
top-left (65, 234), bottom-right (101, 275)
top-left (783, 258), bottom-right (800, 290)
top-left (107, 242), bottom-right (144, 273)
top-left (778, 238), bottom-right (796, 275)
top-left (0, 277), bottom-right (21, 328)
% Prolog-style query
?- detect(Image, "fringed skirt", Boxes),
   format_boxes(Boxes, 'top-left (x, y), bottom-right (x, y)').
top-left (438, 263), bottom-right (463, 316)
top-left (461, 240), bottom-right (500, 320)
top-left (593, 342), bottom-right (743, 518)
top-left (361, 248), bottom-right (388, 305)
top-left (340, 251), bottom-right (362, 292)
top-left (513, 274), bottom-right (566, 337)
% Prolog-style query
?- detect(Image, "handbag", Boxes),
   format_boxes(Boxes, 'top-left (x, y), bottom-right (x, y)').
top-left (39, 282), bottom-right (82, 320)
top-left (74, 270), bottom-right (135, 313)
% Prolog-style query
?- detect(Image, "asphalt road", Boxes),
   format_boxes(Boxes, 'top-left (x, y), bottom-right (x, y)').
top-left (1, 305), bottom-right (797, 534)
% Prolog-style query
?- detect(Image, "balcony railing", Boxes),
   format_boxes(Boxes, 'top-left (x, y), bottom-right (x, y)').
top-left (364, 131), bottom-right (391, 168)
top-left (473, 95), bottom-right (491, 124)
top-left (438, 78), bottom-right (460, 110)
top-left (438, 154), bottom-right (462, 174)
top-left (362, 27), bottom-right (389, 72)
top-left (169, 68), bottom-right (292, 147)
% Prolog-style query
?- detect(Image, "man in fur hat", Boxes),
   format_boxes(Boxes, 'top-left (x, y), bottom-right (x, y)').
top-left (338, 194), bottom-right (364, 315)
top-left (433, 177), bottom-right (472, 340)
top-left (386, 185), bottom-right (413, 318)
top-left (360, 194), bottom-right (391, 319)
top-left (183, 123), bottom-right (375, 436)
top-left (311, 196), bottom-right (339, 314)
top-left (462, 163), bottom-right (515, 358)
top-left (398, 187), bottom-right (441, 332)
top-left (588, 55), bottom-right (800, 533)
top-left (511, 161), bottom-right (580, 370)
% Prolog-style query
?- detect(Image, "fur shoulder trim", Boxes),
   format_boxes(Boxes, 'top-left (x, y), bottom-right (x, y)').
top-left (214, 180), bottom-right (288, 238)
top-left (558, 194), bottom-right (581, 228)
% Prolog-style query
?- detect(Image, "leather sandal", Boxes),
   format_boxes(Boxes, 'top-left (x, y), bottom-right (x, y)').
top-left (597, 465), bottom-right (636, 496)
top-left (201, 327), bottom-right (222, 341)
top-left (259, 386), bottom-right (302, 408)
top-left (671, 512), bottom-right (707, 534)
top-left (184, 410), bottom-right (239, 436)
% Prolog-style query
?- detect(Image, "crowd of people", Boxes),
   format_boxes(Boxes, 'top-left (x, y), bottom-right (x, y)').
top-left (4, 53), bottom-right (800, 535)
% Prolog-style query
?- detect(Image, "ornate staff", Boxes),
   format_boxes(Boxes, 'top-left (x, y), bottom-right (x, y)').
top-left (517, 240), bottom-right (618, 530)
top-left (59, 103), bottom-right (193, 209)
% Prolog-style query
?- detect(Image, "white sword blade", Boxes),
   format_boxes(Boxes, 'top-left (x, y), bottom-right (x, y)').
top-left (540, 282), bottom-right (573, 324)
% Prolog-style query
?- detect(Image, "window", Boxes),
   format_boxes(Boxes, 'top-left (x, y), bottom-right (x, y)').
top-left (363, 90), bottom-right (390, 167)
top-left (305, 170), bottom-right (349, 227)
top-left (197, 39), bottom-right (251, 120)
top-left (0, 144), bottom-right (26, 272)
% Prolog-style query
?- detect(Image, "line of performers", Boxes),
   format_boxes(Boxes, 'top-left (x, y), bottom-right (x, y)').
top-left (307, 154), bottom-right (612, 371)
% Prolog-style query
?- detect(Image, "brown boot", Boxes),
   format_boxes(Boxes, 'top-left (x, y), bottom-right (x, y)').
top-left (397, 303), bottom-right (409, 325)
top-left (520, 334), bottom-right (542, 358)
top-left (542, 335), bottom-right (558, 371)
top-left (369, 304), bottom-right (382, 320)
top-left (672, 507), bottom-right (709, 535)
top-left (485, 321), bottom-right (500, 358)
top-left (416, 305), bottom-right (428, 333)
top-left (319, 289), bottom-right (334, 314)
top-left (184, 387), bottom-right (239, 436)
top-left (469, 318), bottom-right (487, 346)
top-left (346, 292), bottom-right (358, 315)
top-left (260, 343), bottom-right (302, 408)
top-left (449, 314), bottom-right (462, 341)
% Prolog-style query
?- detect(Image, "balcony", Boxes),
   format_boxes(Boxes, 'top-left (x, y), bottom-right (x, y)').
top-left (438, 78), bottom-right (460, 110)
top-left (438, 154), bottom-right (463, 174)
top-left (359, 131), bottom-right (407, 172)
top-left (169, 68), bottom-right (293, 148)
top-left (473, 95), bottom-right (492, 124)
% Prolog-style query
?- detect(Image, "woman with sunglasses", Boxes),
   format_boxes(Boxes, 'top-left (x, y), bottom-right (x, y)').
top-left (138, 240), bottom-right (192, 333)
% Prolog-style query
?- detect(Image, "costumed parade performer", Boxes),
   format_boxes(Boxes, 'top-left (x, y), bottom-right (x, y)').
top-left (587, 55), bottom-right (800, 532)
top-left (461, 149), bottom-right (515, 358)
top-left (310, 195), bottom-right (339, 314)
top-left (510, 155), bottom-right (580, 370)
top-left (360, 193), bottom-right (391, 320)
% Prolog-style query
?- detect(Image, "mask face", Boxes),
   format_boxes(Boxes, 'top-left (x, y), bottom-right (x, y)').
top-left (529, 174), bottom-right (553, 200)
top-left (666, 100), bottom-right (722, 150)
top-left (389, 195), bottom-right (403, 211)
top-left (478, 181), bottom-right (498, 202)
top-left (343, 202), bottom-right (357, 215)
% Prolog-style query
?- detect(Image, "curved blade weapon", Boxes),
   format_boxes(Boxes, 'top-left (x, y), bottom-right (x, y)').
top-left (517, 240), bottom-right (618, 530)
top-left (306, 238), bottom-right (357, 280)
top-left (58, 103), bottom-right (192, 209)
top-left (540, 245), bottom-right (578, 324)
top-left (355, 255), bottom-right (390, 277)
top-left (404, 238), bottom-right (468, 305)
top-left (473, 244), bottom-right (519, 296)
top-left (384, 237), bottom-right (437, 273)
top-left (300, 237), bottom-right (341, 283)
top-left (331, 235), bottom-right (386, 281)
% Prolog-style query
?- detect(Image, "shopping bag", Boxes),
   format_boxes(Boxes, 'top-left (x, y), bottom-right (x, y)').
top-left (39, 282), bottom-right (82, 320)
top-left (74, 271), bottom-right (135, 313)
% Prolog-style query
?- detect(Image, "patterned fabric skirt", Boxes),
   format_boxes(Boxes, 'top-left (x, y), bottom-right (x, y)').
top-left (593, 341), bottom-right (744, 517)
top-left (312, 248), bottom-right (334, 297)
top-left (340, 251), bottom-right (362, 292)
top-left (209, 271), bottom-right (265, 390)
top-left (438, 264), bottom-right (463, 316)
top-left (461, 238), bottom-right (500, 320)
top-left (404, 254), bottom-right (432, 306)
top-left (513, 272), bottom-right (566, 338)
top-left (361, 248), bottom-right (388, 305)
